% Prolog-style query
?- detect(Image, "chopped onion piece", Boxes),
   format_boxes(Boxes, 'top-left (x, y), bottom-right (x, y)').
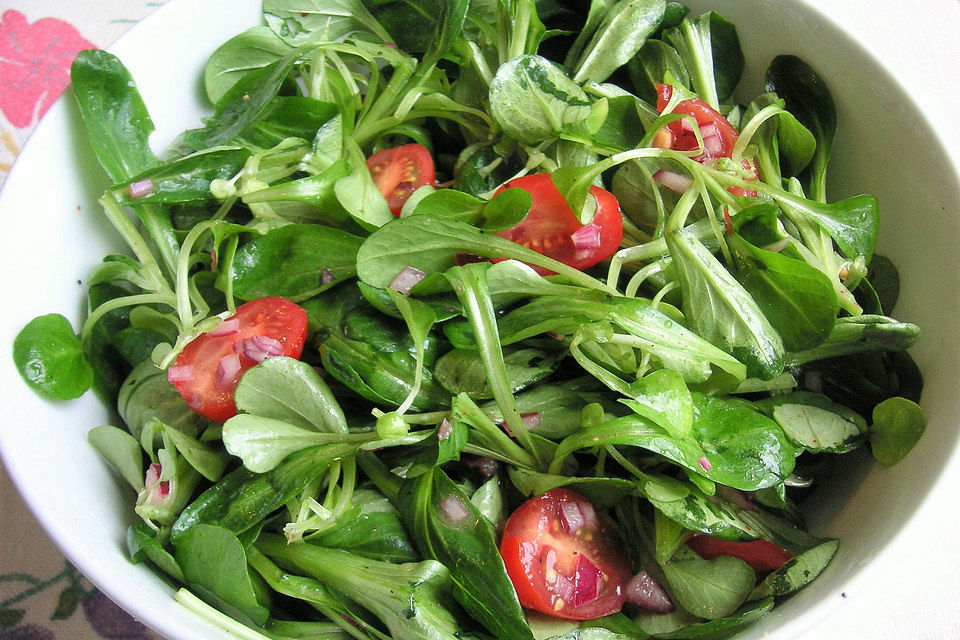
top-left (242, 335), bottom-right (284, 362)
top-left (437, 418), bottom-right (453, 441)
top-left (572, 554), bottom-right (602, 606)
top-left (439, 495), bottom-right (470, 523)
top-left (128, 179), bottom-right (154, 200)
top-left (625, 572), bottom-right (674, 613)
top-left (700, 122), bottom-right (719, 139)
top-left (560, 500), bottom-right (585, 534)
top-left (698, 456), bottom-right (712, 471)
top-left (389, 266), bottom-right (426, 296)
top-left (570, 224), bottom-right (602, 250)
top-left (167, 364), bottom-right (195, 383)
top-left (215, 354), bottom-right (242, 387)
top-left (321, 268), bottom-right (335, 284)
top-left (208, 317), bottom-right (240, 337)
top-left (521, 412), bottom-right (542, 431)
top-left (652, 169), bottom-right (693, 194)
top-left (703, 134), bottom-right (724, 156)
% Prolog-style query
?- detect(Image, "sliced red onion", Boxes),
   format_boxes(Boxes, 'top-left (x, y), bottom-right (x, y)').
top-left (521, 412), bottom-right (541, 432)
top-left (437, 418), bottom-right (453, 441)
top-left (652, 169), bottom-right (693, 194)
top-left (681, 118), bottom-right (695, 133)
top-left (465, 455), bottom-right (499, 480)
top-left (233, 340), bottom-right (245, 355)
top-left (703, 134), bottom-right (724, 156)
top-left (145, 463), bottom-right (161, 490)
top-left (700, 122), bottom-right (719, 139)
top-left (625, 572), bottom-right (674, 613)
top-left (439, 495), bottom-right (470, 524)
top-left (547, 331), bottom-right (565, 340)
top-left (242, 335), bottom-right (285, 362)
top-left (699, 456), bottom-right (712, 471)
top-left (215, 354), bottom-right (242, 388)
top-left (144, 463), bottom-right (171, 506)
top-left (208, 317), bottom-right (240, 337)
top-left (128, 178), bottom-right (154, 200)
top-left (560, 500), bottom-right (585, 534)
top-left (389, 266), bottom-right (426, 296)
top-left (572, 554), bottom-right (603, 606)
top-left (321, 268), bottom-right (335, 285)
top-left (763, 237), bottom-right (790, 253)
top-left (167, 364), bottom-right (195, 383)
top-left (571, 224), bottom-right (602, 250)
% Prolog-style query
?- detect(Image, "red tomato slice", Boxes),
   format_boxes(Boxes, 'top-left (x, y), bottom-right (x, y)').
top-left (366, 143), bottom-right (436, 216)
top-left (499, 489), bottom-right (632, 620)
top-left (168, 297), bottom-right (308, 423)
top-left (494, 174), bottom-right (623, 274)
top-left (656, 84), bottom-right (740, 161)
top-left (686, 534), bottom-right (793, 574)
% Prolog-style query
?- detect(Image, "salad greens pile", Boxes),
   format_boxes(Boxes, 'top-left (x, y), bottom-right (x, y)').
top-left (12, 0), bottom-right (928, 638)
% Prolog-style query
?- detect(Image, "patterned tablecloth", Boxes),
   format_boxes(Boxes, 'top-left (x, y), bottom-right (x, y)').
top-left (2, 3), bottom-right (960, 640)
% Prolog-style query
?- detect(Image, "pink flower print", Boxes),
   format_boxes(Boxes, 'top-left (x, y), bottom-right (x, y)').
top-left (0, 10), bottom-right (96, 128)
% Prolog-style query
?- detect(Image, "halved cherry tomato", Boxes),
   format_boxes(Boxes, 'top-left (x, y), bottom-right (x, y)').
top-left (499, 489), bottom-right (632, 620)
top-left (655, 84), bottom-right (759, 196)
top-left (168, 297), bottom-right (308, 423)
top-left (494, 174), bottom-right (623, 274)
top-left (366, 143), bottom-right (435, 216)
top-left (686, 534), bottom-right (793, 574)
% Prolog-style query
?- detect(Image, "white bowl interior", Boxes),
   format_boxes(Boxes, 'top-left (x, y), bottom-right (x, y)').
top-left (1, 1), bottom-right (957, 639)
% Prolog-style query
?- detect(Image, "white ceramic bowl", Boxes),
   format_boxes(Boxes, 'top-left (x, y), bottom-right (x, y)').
top-left (1, 1), bottom-right (958, 639)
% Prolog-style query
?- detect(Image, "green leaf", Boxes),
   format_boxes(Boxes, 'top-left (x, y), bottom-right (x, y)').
top-left (666, 230), bottom-right (785, 380)
top-left (70, 49), bottom-right (159, 181)
top-left (114, 148), bottom-right (251, 205)
top-left (309, 489), bottom-right (417, 562)
top-left (507, 467), bottom-right (637, 509)
top-left (627, 39), bottom-right (690, 104)
top-left (619, 369), bottom-right (694, 439)
top-left (386, 289), bottom-right (438, 414)
top-left (868, 397), bottom-right (927, 466)
top-left (665, 11), bottom-right (743, 109)
top-left (730, 234), bottom-right (838, 352)
top-left (229, 224), bottom-right (363, 301)
top-left (765, 55), bottom-right (837, 201)
top-left (13, 314), bottom-right (93, 400)
top-left (118, 360), bottom-right (209, 441)
top-left (157, 419), bottom-right (229, 481)
top-left (637, 473), bottom-right (757, 542)
top-left (175, 524), bottom-right (270, 626)
top-left (396, 467), bottom-right (534, 640)
top-left (572, 0), bottom-right (666, 84)
top-left (170, 443), bottom-right (354, 542)
top-left (204, 26), bottom-right (293, 103)
top-left (771, 404), bottom-right (862, 454)
top-left (234, 356), bottom-right (348, 433)
top-left (435, 346), bottom-right (564, 399)
top-left (222, 415), bottom-right (344, 473)
top-left (489, 54), bottom-right (594, 145)
top-left (0, 609), bottom-right (25, 629)
top-left (749, 539), bottom-right (839, 600)
top-left (356, 215), bottom-right (614, 294)
top-left (334, 142), bottom-right (394, 230)
top-left (785, 315), bottom-right (919, 366)
top-left (88, 425), bottom-right (145, 491)
top-left (655, 598), bottom-right (774, 639)
top-left (481, 187), bottom-right (533, 232)
top-left (776, 192), bottom-right (879, 263)
top-left (661, 548), bottom-right (754, 620)
top-left (263, 0), bottom-right (393, 46)
top-left (127, 521), bottom-right (186, 582)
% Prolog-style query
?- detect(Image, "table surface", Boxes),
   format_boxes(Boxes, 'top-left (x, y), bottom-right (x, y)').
top-left (2, 1), bottom-right (959, 639)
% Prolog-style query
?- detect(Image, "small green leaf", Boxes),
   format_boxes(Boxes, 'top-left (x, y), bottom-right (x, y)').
top-left (868, 397), bottom-right (927, 466)
top-left (13, 314), bottom-right (93, 400)
top-left (481, 187), bottom-right (533, 232)
top-left (662, 548), bottom-right (754, 620)
top-left (88, 425), bottom-right (145, 491)
top-left (749, 539), bottom-right (839, 600)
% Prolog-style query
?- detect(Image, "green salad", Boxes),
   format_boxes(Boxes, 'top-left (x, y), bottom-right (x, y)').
top-left (12, 0), bottom-right (928, 638)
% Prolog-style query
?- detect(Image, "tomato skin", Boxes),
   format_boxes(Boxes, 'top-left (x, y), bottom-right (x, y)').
top-left (686, 534), bottom-right (793, 573)
top-left (494, 174), bottom-right (623, 273)
top-left (656, 85), bottom-right (759, 196)
top-left (169, 297), bottom-right (308, 423)
top-left (366, 143), bottom-right (435, 215)
top-left (499, 489), bottom-right (632, 620)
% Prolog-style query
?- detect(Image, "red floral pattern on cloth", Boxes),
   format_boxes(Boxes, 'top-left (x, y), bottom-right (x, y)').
top-left (0, 10), bottom-right (95, 128)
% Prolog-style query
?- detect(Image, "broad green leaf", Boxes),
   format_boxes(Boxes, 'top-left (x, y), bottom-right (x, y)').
top-left (222, 415), bottom-right (359, 473)
top-left (785, 315), bottom-right (919, 366)
top-left (619, 369), bottom-right (693, 438)
top-left (749, 539), bottom-right (839, 600)
top-left (573, 0), bottom-right (666, 84)
top-left (118, 360), bottom-right (209, 441)
top-left (174, 524), bottom-right (270, 626)
top-left (14, 314), bottom-right (93, 400)
top-left (662, 548), bottom-right (754, 620)
top-left (507, 468), bottom-right (637, 509)
top-left (868, 397), bottom-right (926, 466)
top-left (114, 147), bottom-right (250, 206)
top-left (263, 0), bottom-right (393, 46)
top-left (776, 192), bottom-right (879, 263)
top-left (127, 521), bottom-right (186, 582)
top-left (229, 224), bottom-right (363, 301)
top-left (234, 356), bottom-right (348, 433)
top-left (204, 26), bottom-right (293, 104)
top-left (771, 404), bottom-right (862, 454)
top-left (88, 425), bottom-right (145, 491)
top-left (637, 473), bottom-right (757, 542)
top-left (665, 11), bottom-right (744, 109)
top-left (653, 598), bottom-right (774, 639)
top-left (667, 230), bottom-right (785, 380)
top-left (435, 346), bottom-right (564, 399)
top-left (489, 55), bottom-right (594, 145)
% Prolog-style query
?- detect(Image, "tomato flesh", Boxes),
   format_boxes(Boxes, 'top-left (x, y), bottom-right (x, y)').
top-left (494, 174), bottom-right (623, 274)
top-left (655, 84), bottom-right (758, 196)
top-left (366, 143), bottom-right (435, 216)
top-left (169, 297), bottom-right (308, 423)
top-left (686, 534), bottom-right (793, 574)
top-left (500, 489), bottom-right (631, 620)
